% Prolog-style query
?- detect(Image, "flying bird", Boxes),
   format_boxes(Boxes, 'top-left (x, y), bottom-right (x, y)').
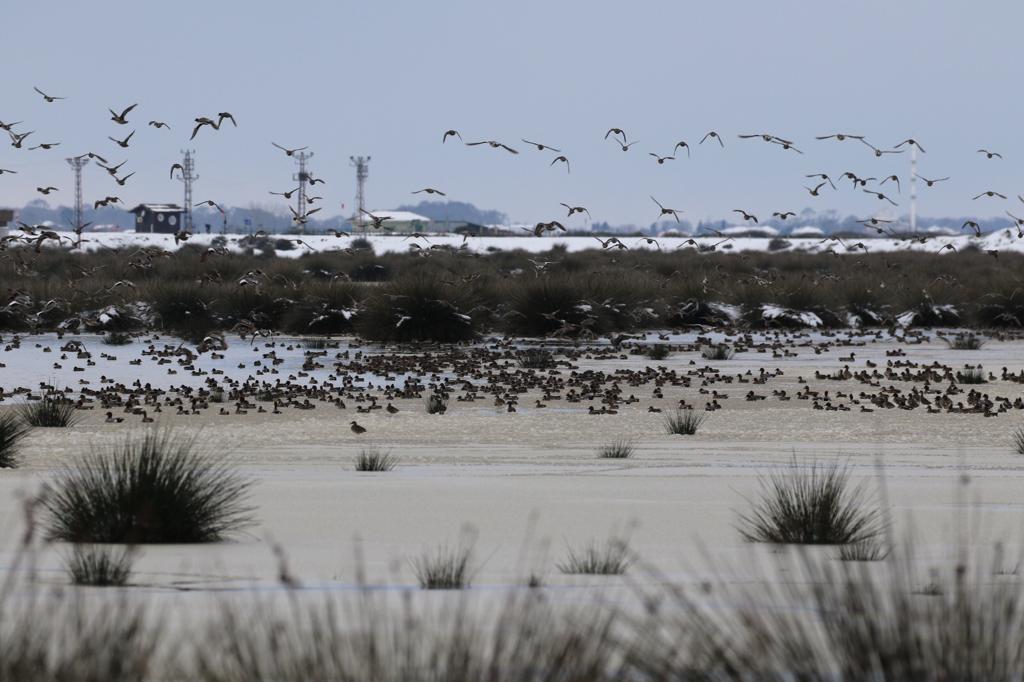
top-left (28, 142), bottom-right (60, 150)
top-left (673, 140), bottom-right (691, 157)
top-left (560, 203), bottom-right (591, 218)
top-left (550, 155), bottom-right (570, 173)
top-left (100, 160), bottom-right (127, 176)
top-left (700, 131), bottom-right (724, 147)
top-left (272, 142), bottom-right (308, 156)
top-left (94, 196), bottom-right (121, 209)
top-left (8, 130), bottom-right (33, 148)
top-left (973, 190), bottom-right (1007, 200)
top-left (863, 189), bottom-right (898, 206)
top-left (108, 131), bottom-right (135, 148)
top-left (522, 139), bottom-right (561, 152)
top-left (651, 196), bottom-right (683, 222)
top-left (196, 200), bottom-right (225, 213)
top-left (859, 139), bottom-right (903, 157)
top-left (815, 133), bottom-right (864, 141)
top-left (805, 173), bottom-right (836, 190)
top-left (442, 129), bottom-right (462, 143)
top-left (465, 140), bottom-right (518, 154)
top-left (732, 209), bottom-right (758, 224)
top-left (605, 128), bottom-right (626, 140)
top-left (804, 182), bottom-right (828, 197)
top-left (169, 163), bottom-right (184, 179)
top-left (880, 175), bottom-right (901, 193)
top-left (270, 187), bottom-right (301, 199)
top-left (33, 86), bottom-right (65, 103)
top-left (978, 149), bottom-right (1002, 159)
top-left (649, 153), bottom-right (674, 164)
top-left (0, 168), bottom-right (16, 175)
top-left (148, 120), bottom-right (170, 129)
top-left (894, 138), bottom-right (926, 153)
top-left (962, 221), bottom-right (982, 237)
top-left (113, 172), bottom-right (135, 186)
top-left (359, 209), bottom-right (392, 229)
top-left (772, 211), bottom-right (796, 220)
top-left (412, 187), bottom-right (446, 196)
top-left (36, 186), bottom-right (58, 195)
top-left (914, 173), bottom-right (949, 187)
top-left (0, 120), bottom-right (21, 132)
top-left (109, 103), bottom-right (138, 125)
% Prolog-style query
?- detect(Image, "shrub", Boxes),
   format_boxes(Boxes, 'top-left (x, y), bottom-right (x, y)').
top-left (597, 440), bottom-right (634, 459)
top-left (737, 459), bottom-right (886, 545)
top-left (955, 367), bottom-right (987, 384)
top-left (0, 412), bottom-right (30, 468)
top-left (355, 447), bottom-right (397, 472)
top-left (646, 344), bottom-right (671, 361)
top-left (946, 332), bottom-right (984, 350)
top-left (700, 344), bottom-right (734, 360)
top-left (66, 545), bottom-right (134, 586)
top-left (557, 537), bottom-right (632, 575)
top-left (412, 544), bottom-right (473, 589)
top-left (1013, 426), bottom-right (1024, 455)
top-left (19, 396), bottom-right (81, 428)
top-left (664, 408), bottom-right (706, 435)
top-left (357, 278), bottom-right (477, 343)
top-left (44, 430), bottom-right (254, 543)
top-left (101, 331), bottom-right (133, 346)
top-left (518, 348), bottom-right (555, 369)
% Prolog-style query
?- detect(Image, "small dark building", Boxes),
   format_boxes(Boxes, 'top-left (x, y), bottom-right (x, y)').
top-left (129, 204), bottom-right (183, 234)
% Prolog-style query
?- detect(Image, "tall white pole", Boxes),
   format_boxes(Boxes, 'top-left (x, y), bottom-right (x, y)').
top-left (909, 146), bottom-right (917, 234)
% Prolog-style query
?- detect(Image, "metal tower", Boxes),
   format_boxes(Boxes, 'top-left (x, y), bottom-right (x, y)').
top-left (65, 156), bottom-right (89, 246)
top-left (909, 146), bottom-right (918, 234)
top-left (292, 151), bottom-right (314, 232)
top-left (175, 150), bottom-right (198, 232)
top-left (349, 156), bottom-right (370, 234)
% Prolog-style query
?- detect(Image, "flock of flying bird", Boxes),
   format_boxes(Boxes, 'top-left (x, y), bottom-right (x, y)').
top-left (2, 85), bottom-right (1024, 257)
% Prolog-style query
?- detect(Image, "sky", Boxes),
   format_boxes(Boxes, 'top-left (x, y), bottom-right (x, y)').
top-left (2, 0), bottom-right (1022, 227)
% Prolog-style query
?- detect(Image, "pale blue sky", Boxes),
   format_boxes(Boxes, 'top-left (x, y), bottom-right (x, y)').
top-left (2, 1), bottom-right (1021, 225)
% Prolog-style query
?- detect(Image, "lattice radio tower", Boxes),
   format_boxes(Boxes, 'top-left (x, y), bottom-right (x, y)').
top-left (65, 156), bottom-right (89, 245)
top-left (292, 151), bottom-right (314, 233)
top-left (176, 150), bottom-right (198, 231)
top-left (909, 146), bottom-right (918, 234)
top-left (349, 156), bottom-right (370, 235)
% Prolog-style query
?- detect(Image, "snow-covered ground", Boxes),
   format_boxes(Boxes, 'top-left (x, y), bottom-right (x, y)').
top-left (66, 228), bottom-right (1024, 256)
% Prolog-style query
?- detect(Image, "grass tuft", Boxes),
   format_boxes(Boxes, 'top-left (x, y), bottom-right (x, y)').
top-left (557, 537), bottom-right (632, 575)
top-left (66, 545), bottom-right (134, 586)
top-left (354, 447), bottom-right (397, 472)
top-left (664, 408), bottom-right (706, 435)
top-left (425, 392), bottom-right (448, 414)
top-left (701, 344), bottom-right (735, 360)
top-left (101, 331), bottom-right (133, 346)
top-left (839, 539), bottom-right (891, 562)
top-left (0, 412), bottom-right (30, 468)
top-left (411, 544), bottom-right (473, 589)
top-left (19, 395), bottom-right (81, 428)
top-left (597, 439), bottom-right (634, 459)
top-left (946, 332), bottom-right (984, 350)
top-left (646, 344), bottom-right (671, 361)
top-left (955, 367), bottom-right (987, 384)
top-left (518, 348), bottom-right (555, 369)
top-left (43, 430), bottom-right (254, 543)
top-left (737, 459), bottom-right (886, 545)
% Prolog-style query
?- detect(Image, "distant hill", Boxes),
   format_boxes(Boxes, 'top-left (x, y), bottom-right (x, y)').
top-left (394, 200), bottom-right (507, 225)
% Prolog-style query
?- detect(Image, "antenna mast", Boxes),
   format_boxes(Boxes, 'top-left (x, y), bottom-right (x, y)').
top-left (65, 156), bottom-right (89, 246)
top-left (909, 146), bottom-right (917, 234)
top-left (176, 150), bottom-right (198, 232)
top-left (293, 151), bottom-right (313, 233)
top-left (349, 156), bottom-right (370, 235)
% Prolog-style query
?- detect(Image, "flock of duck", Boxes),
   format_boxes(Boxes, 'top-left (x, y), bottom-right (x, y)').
top-left (2, 328), bottom-right (1022, 436)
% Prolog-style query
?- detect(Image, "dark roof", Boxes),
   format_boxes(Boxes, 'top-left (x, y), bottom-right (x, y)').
top-left (129, 204), bottom-right (182, 214)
